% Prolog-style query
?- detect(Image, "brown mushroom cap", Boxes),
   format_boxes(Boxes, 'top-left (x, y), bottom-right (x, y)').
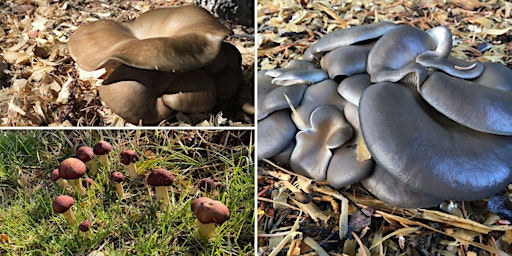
top-left (147, 168), bottom-right (174, 186)
top-left (191, 197), bottom-right (230, 224)
top-left (82, 177), bottom-right (94, 187)
top-left (52, 195), bottom-right (74, 213)
top-left (198, 178), bottom-right (215, 192)
top-left (68, 6), bottom-right (232, 72)
top-left (79, 220), bottom-right (92, 232)
top-left (120, 150), bottom-right (139, 165)
top-left (110, 171), bottom-right (125, 183)
top-left (58, 158), bottom-right (87, 180)
top-left (50, 168), bottom-right (61, 182)
top-left (76, 146), bottom-right (94, 162)
top-left (93, 141), bottom-right (112, 156)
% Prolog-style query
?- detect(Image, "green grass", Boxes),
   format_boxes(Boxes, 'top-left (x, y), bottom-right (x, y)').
top-left (0, 130), bottom-right (254, 255)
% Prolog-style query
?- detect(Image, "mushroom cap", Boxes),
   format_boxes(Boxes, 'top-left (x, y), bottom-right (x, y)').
top-left (198, 178), bottom-right (215, 192)
top-left (361, 165), bottom-right (444, 208)
top-left (50, 168), bottom-right (61, 182)
top-left (98, 65), bottom-right (217, 124)
top-left (320, 44), bottom-right (373, 80)
top-left (303, 21), bottom-right (398, 61)
top-left (59, 158), bottom-right (87, 180)
top-left (110, 171), bottom-right (125, 183)
top-left (82, 177), bottom-right (94, 187)
top-left (93, 140), bottom-right (112, 155)
top-left (147, 168), bottom-right (174, 186)
top-left (257, 110), bottom-right (297, 159)
top-left (290, 105), bottom-right (353, 181)
top-left (337, 73), bottom-right (372, 107)
top-left (271, 69), bottom-right (329, 86)
top-left (68, 6), bottom-right (231, 72)
top-left (472, 62), bottom-right (512, 91)
top-left (76, 146), bottom-right (94, 162)
top-left (79, 220), bottom-right (92, 232)
top-left (120, 149), bottom-right (139, 165)
top-left (191, 197), bottom-right (230, 224)
top-left (359, 81), bottom-right (512, 200)
top-left (52, 195), bottom-right (74, 213)
top-left (420, 71), bottom-right (512, 135)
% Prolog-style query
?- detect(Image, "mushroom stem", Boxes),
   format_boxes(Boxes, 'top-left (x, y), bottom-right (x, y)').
top-left (155, 186), bottom-right (170, 210)
top-left (196, 221), bottom-right (216, 240)
top-left (114, 183), bottom-right (124, 198)
top-left (63, 209), bottom-right (77, 226)
top-left (98, 155), bottom-right (109, 168)
top-left (126, 163), bottom-right (138, 177)
top-left (85, 160), bottom-right (99, 176)
top-left (56, 179), bottom-right (74, 194)
top-left (70, 179), bottom-right (87, 197)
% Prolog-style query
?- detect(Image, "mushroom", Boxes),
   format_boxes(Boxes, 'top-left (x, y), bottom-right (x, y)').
top-left (76, 145), bottom-right (99, 176)
top-left (147, 168), bottom-right (174, 210)
top-left (50, 168), bottom-right (73, 193)
top-left (93, 140), bottom-right (112, 167)
top-left (120, 149), bottom-right (140, 177)
top-left (291, 79), bottom-right (346, 130)
top-left (79, 220), bottom-right (92, 236)
top-left (320, 43), bottom-right (373, 80)
top-left (98, 65), bottom-right (216, 124)
top-left (419, 71), bottom-right (512, 135)
top-left (68, 6), bottom-right (231, 73)
top-left (271, 69), bottom-right (329, 86)
top-left (198, 178), bottom-right (216, 193)
top-left (257, 70), bottom-right (307, 120)
top-left (472, 62), bottom-right (512, 91)
top-left (191, 197), bottom-right (230, 240)
top-left (52, 195), bottom-right (77, 226)
top-left (358, 81), bottom-right (512, 203)
top-left (257, 110), bottom-right (297, 159)
top-left (290, 105), bottom-right (353, 181)
top-left (303, 21), bottom-right (398, 61)
top-left (337, 73), bottom-right (372, 107)
top-left (59, 158), bottom-right (87, 197)
top-left (82, 177), bottom-right (93, 188)
top-left (207, 42), bottom-right (244, 99)
top-left (264, 59), bottom-right (317, 77)
top-left (110, 171), bottom-right (125, 198)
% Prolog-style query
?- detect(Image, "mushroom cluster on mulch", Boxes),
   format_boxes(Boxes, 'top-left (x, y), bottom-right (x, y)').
top-left (257, 0), bottom-right (512, 255)
top-left (0, 0), bottom-right (254, 126)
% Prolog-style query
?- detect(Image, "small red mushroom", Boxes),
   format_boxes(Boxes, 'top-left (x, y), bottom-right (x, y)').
top-left (50, 168), bottom-right (73, 193)
top-left (120, 149), bottom-right (139, 177)
top-left (191, 197), bottom-right (229, 240)
top-left (147, 168), bottom-right (174, 210)
top-left (76, 145), bottom-right (99, 175)
top-left (79, 220), bottom-right (92, 236)
top-left (110, 171), bottom-right (125, 198)
top-left (52, 195), bottom-right (77, 226)
top-left (198, 177), bottom-right (216, 193)
top-left (93, 140), bottom-right (112, 167)
top-left (59, 158), bottom-right (87, 196)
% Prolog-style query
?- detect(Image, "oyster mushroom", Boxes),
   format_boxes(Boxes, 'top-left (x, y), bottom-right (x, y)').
top-left (320, 43), bottom-right (373, 80)
top-left (420, 71), bottom-right (512, 135)
top-left (359, 81), bottom-right (512, 202)
top-left (290, 105), bottom-right (353, 181)
top-left (303, 21), bottom-right (398, 61)
top-left (337, 73), bottom-right (372, 107)
top-left (257, 110), bottom-right (296, 159)
top-left (68, 6), bottom-right (231, 72)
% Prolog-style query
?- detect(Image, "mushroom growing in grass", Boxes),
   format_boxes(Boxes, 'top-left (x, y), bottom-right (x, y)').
top-left (147, 168), bottom-right (174, 210)
top-left (76, 145), bottom-right (99, 176)
top-left (110, 171), bottom-right (125, 198)
top-left (59, 158), bottom-right (87, 197)
top-left (50, 168), bottom-right (73, 194)
top-left (120, 150), bottom-right (139, 177)
top-left (82, 177), bottom-right (93, 188)
top-left (198, 178), bottom-right (215, 193)
top-left (93, 140), bottom-right (112, 168)
top-left (79, 220), bottom-right (92, 236)
top-left (191, 197), bottom-right (230, 240)
top-left (52, 195), bottom-right (77, 226)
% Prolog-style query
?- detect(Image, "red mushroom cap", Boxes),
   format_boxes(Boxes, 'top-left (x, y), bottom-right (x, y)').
top-left (191, 197), bottom-right (230, 224)
top-left (110, 171), bottom-right (125, 183)
top-left (147, 168), bottom-right (174, 187)
top-left (79, 220), bottom-right (92, 232)
top-left (93, 140), bottom-right (112, 155)
top-left (52, 195), bottom-right (74, 213)
top-left (50, 168), bottom-right (61, 182)
top-left (59, 158), bottom-right (87, 179)
top-left (82, 177), bottom-right (94, 187)
top-left (198, 178), bottom-right (215, 192)
top-left (76, 146), bottom-right (94, 162)
top-left (120, 150), bottom-right (139, 165)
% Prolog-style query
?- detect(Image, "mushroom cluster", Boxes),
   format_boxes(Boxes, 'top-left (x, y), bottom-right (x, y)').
top-left (68, 5), bottom-right (245, 124)
top-left (258, 21), bottom-right (512, 208)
